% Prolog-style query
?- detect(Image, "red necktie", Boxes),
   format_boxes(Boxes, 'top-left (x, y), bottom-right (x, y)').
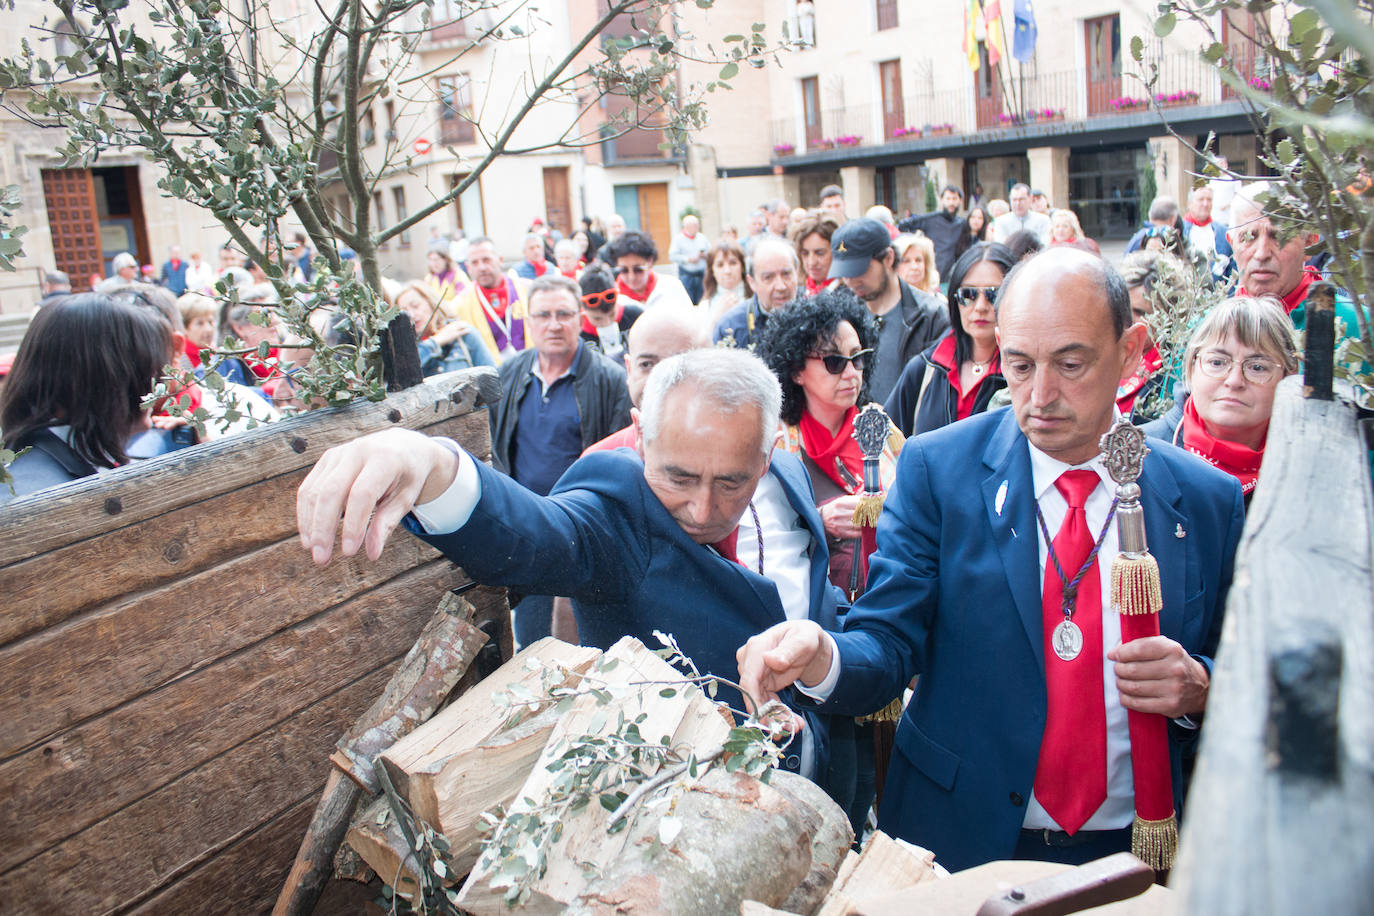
top-left (711, 527), bottom-right (742, 565)
top-left (1033, 469), bottom-right (1107, 835)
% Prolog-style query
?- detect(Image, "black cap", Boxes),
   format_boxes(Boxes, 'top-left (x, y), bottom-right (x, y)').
top-left (828, 218), bottom-right (892, 279)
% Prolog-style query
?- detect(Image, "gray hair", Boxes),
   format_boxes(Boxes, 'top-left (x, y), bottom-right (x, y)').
top-left (1148, 196), bottom-right (1179, 223)
top-left (747, 238), bottom-right (800, 278)
top-left (527, 273), bottom-right (582, 308)
top-left (553, 238), bottom-right (579, 258)
top-left (639, 348), bottom-right (781, 457)
top-left (1183, 296), bottom-right (1299, 385)
top-left (112, 251), bottom-right (138, 272)
top-left (43, 270), bottom-right (70, 289)
top-left (1230, 181), bottom-right (1271, 222)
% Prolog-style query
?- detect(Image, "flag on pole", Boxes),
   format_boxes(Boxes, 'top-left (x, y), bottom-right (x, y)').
top-left (964, 0), bottom-right (982, 71)
top-left (985, 0), bottom-right (1007, 68)
top-left (1013, 0), bottom-right (1038, 62)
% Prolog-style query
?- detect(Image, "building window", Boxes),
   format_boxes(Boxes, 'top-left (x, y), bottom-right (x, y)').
top-left (794, 1), bottom-right (816, 47)
top-left (431, 0), bottom-right (468, 41)
top-left (362, 108), bottom-right (376, 147)
top-left (385, 100), bottom-right (397, 142)
top-left (875, 0), bottom-right (898, 31)
top-left (801, 76), bottom-right (822, 148)
top-left (438, 74), bottom-right (475, 145)
top-left (451, 173), bottom-right (485, 236)
top-left (392, 186), bottom-right (410, 246)
top-left (373, 191), bottom-right (387, 247)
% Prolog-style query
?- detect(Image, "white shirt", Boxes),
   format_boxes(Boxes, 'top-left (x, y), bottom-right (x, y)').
top-left (800, 439), bottom-right (1136, 832)
top-left (641, 272), bottom-right (694, 310)
top-left (992, 210), bottom-right (1052, 246)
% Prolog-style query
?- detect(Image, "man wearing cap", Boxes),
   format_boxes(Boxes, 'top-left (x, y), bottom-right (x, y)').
top-left (829, 218), bottom-right (950, 403)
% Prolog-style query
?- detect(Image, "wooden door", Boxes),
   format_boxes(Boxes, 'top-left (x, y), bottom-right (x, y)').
top-left (1221, 9), bottom-right (1259, 100)
top-left (542, 167), bottom-right (572, 237)
top-left (41, 168), bottom-right (103, 291)
top-left (802, 76), bottom-right (823, 148)
top-left (875, 0), bottom-right (898, 31)
top-left (975, 44), bottom-right (1003, 129)
top-left (637, 183), bottom-right (671, 260)
top-left (879, 60), bottom-right (904, 141)
top-left (1085, 15), bottom-right (1121, 116)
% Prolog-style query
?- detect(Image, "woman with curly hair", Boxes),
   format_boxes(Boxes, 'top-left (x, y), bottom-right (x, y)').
top-left (884, 242), bottom-right (1016, 437)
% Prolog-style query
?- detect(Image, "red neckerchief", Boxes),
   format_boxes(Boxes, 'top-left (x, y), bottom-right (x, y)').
top-left (580, 303), bottom-right (625, 336)
top-left (798, 405), bottom-right (863, 491)
top-left (617, 271), bottom-right (656, 304)
top-left (481, 280), bottom-right (512, 316)
top-left (1184, 214), bottom-right (1212, 228)
top-left (560, 267), bottom-right (579, 279)
top-left (184, 337), bottom-right (204, 368)
top-left (1239, 265), bottom-right (1321, 316)
top-left (528, 259), bottom-right (548, 277)
top-left (930, 335), bottom-right (999, 421)
top-left (806, 276), bottom-right (824, 296)
top-left (710, 527), bottom-right (742, 565)
top-left (1180, 397), bottom-right (1263, 495)
top-left (246, 346), bottom-right (282, 381)
top-left (1116, 345), bottom-right (1164, 415)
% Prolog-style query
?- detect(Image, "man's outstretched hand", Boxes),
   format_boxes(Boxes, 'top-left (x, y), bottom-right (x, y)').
top-left (297, 429), bottom-right (459, 566)
top-left (736, 620), bottom-right (833, 716)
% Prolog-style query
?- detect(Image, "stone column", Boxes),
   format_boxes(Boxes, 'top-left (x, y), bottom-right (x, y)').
top-left (1026, 146), bottom-right (1071, 210)
top-left (1149, 135), bottom-right (1194, 212)
top-left (923, 157), bottom-right (966, 199)
top-left (840, 165), bottom-right (876, 219)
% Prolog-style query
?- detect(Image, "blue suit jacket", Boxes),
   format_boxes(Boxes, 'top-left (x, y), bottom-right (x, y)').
top-left (411, 447), bottom-right (844, 773)
top-left (814, 409), bottom-right (1245, 871)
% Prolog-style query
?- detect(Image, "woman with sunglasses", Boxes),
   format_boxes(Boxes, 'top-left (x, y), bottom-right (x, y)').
top-left (1142, 296), bottom-right (1297, 504)
top-left (577, 264), bottom-right (642, 366)
top-left (884, 242), bottom-right (1017, 437)
top-left (758, 289), bottom-right (904, 840)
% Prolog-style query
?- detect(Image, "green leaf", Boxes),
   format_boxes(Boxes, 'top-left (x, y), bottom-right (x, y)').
top-left (1129, 35), bottom-right (1144, 62)
top-left (1277, 138), bottom-right (1297, 165)
top-left (658, 688), bottom-right (677, 698)
top-left (1288, 9), bottom-right (1320, 43)
top-left (1154, 12), bottom-right (1176, 38)
top-left (719, 62), bottom-right (738, 80)
top-left (1203, 42), bottom-right (1226, 63)
top-left (723, 34), bottom-right (745, 43)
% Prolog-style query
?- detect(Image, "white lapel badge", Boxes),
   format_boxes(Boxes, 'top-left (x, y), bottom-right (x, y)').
top-left (995, 480), bottom-right (1008, 516)
top-left (1175, 523), bottom-right (1186, 539)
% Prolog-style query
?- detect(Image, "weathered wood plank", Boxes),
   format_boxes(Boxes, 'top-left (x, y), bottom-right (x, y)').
top-left (0, 368), bottom-right (494, 566)
top-left (0, 408), bottom-right (488, 647)
top-left (0, 560), bottom-right (461, 875)
top-left (120, 796), bottom-right (318, 916)
top-left (0, 535), bottom-right (452, 759)
top-left (1171, 379), bottom-right (1374, 914)
top-left (0, 664), bottom-right (396, 914)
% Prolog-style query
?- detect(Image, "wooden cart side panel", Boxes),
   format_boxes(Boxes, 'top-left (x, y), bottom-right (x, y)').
top-left (0, 560), bottom-right (466, 875)
top-left (0, 370), bottom-right (493, 566)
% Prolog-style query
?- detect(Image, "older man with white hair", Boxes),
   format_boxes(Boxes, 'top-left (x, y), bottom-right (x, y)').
top-left (711, 238), bottom-right (800, 350)
top-left (297, 347), bottom-right (848, 787)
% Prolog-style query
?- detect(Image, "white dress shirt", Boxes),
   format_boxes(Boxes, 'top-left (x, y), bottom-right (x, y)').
top-left (799, 439), bottom-right (1137, 831)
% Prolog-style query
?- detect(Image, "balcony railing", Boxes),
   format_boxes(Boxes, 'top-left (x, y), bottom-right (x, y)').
top-left (771, 52), bottom-right (1266, 157)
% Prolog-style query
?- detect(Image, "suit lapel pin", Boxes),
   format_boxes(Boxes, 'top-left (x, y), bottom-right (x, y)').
top-left (1175, 523), bottom-right (1186, 539)
top-left (995, 480), bottom-right (1008, 516)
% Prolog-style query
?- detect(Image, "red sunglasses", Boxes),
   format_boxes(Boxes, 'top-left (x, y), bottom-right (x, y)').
top-left (582, 289), bottom-right (618, 310)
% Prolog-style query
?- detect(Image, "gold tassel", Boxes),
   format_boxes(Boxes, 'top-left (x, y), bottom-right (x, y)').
top-left (851, 492), bottom-right (885, 527)
top-left (1131, 812), bottom-right (1179, 870)
top-left (1111, 553), bottom-right (1164, 616)
top-left (860, 695), bottom-right (904, 723)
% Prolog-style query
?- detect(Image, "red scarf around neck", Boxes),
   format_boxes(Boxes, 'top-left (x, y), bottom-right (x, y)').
top-left (1240, 265), bottom-right (1321, 316)
top-left (481, 279), bottom-right (512, 316)
top-left (1116, 345), bottom-right (1164, 415)
top-left (1180, 397), bottom-right (1264, 495)
top-left (798, 405), bottom-right (863, 491)
top-left (1184, 213), bottom-right (1212, 228)
top-left (528, 259), bottom-right (548, 277)
top-left (580, 303), bottom-right (625, 336)
top-left (806, 276), bottom-right (824, 296)
top-left (617, 270), bottom-right (657, 304)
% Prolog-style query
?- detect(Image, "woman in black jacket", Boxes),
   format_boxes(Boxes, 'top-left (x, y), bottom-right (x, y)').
top-left (884, 242), bottom-right (1017, 437)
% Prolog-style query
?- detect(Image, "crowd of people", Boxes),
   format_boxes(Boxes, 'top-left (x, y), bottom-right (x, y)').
top-left (0, 173), bottom-right (1358, 874)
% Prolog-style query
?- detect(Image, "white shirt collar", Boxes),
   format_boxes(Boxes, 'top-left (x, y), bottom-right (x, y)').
top-left (1026, 413), bottom-right (1124, 500)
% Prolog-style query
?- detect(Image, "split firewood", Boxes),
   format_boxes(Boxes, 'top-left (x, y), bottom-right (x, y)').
top-left (273, 594), bottom-right (489, 916)
top-left (815, 831), bottom-right (941, 916)
top-left (343, 795), bottom-right (423, 903)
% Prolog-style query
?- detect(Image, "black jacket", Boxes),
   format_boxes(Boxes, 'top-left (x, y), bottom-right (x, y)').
top-left (711, 295), bottom-right (777, 351)
top-left (489, 342), bottom-right (632, 477)
top-left (875, 281), bottom-right (952, 396)
top-left (897, 210), bottom-right (970, 280)
top-left (884, 336), bottom-right (1006, 438)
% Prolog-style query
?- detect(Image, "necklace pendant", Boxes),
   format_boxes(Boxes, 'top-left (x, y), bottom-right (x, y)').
top-left (1052, 619), bottom-right (1083, 661)
top-left (971, 363), bottom-right (985, 376)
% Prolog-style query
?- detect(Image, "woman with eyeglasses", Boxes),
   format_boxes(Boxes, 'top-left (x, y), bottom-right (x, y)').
top-left (577, 264), bottom-right (642, 366)
top-left (1142, 296), bottom-right (1297, 503)
top-left (757, 289), bottom-right (903, 840)
top-left (1, 294), bottom-right (172, 504)
top-left (884, 242), bottom-right (1017, 438)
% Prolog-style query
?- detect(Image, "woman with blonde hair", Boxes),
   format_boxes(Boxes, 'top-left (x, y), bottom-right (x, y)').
top-left (1048, 208), bottom-right (1101, 255)
top-left (1142, 296), bottom-right (1298, 503)
top-left (893, 233), bottom-right (939, 295)
top-left (390, 278), bottom-right (494, 377)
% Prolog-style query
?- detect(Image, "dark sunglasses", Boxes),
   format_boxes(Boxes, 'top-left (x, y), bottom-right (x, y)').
top-left (955, 286), bottom-right (1000, 306)
top-left (808, 348), bottom-right (871, 375)
top-left (582, 289), bottom-right (618, 310)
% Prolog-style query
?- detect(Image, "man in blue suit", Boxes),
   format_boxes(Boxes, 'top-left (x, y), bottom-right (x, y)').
top-left (297, 348), bottom-right (845, 784)
top-left (739, 247), bottom-right (1245, 871)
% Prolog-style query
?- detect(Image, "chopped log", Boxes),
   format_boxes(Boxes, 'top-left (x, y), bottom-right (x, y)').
top-left (330, 592), bottom-right (488, 794)
top-left (343, 795), bottom-right (424, 904)
top-left (457, 637), bottom-right (737, 914)
top-left (380, 637), bottom-right (601, 824)
top-left (815, 831), bottom-right (939, 916)
top-left (846, 857), bottom-right (1168, 916)
top-left (771, 771), bottom-right (855, 916)
top-left (275, 595), bottom-right (491, 916)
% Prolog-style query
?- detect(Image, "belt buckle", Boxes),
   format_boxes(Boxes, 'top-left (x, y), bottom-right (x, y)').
top-left (1042, 828), bottom-right (1055, 846)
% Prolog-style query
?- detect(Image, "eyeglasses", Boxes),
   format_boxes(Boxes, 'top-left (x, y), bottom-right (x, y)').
top-left (529, 309), bottom-right (579, 324)
top-left (615, 264), bottom-right (651, 277)
top-left (955, 286), bottom-right (1000, 306)
top-left (807, 348), bottom-right (871, 375)
top-left (582, 289), bottom-right (618, 311)
top-left (1195, 351), bottom-right (1281, 385)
